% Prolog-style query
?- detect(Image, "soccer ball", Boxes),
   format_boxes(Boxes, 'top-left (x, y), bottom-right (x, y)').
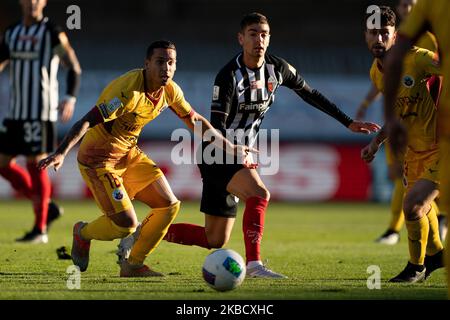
top-left (202, 249), bottom-right (246, 292)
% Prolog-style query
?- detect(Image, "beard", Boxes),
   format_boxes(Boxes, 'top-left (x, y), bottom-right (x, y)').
top-left (371, 46), bottom-right (386, 59)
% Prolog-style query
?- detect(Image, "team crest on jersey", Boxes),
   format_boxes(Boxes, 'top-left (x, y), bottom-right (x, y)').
top-left (112, 188), bottom-right (124, 201)
top-left (268, 76), bottom-right (277, 92)
top-left (402, 75), bottom-right (415, 88)
top-left (213, 86), bottom-right (220, 101)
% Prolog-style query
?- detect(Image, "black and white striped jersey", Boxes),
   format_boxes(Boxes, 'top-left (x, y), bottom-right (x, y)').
top-left (210, 53), bottom-right (353, 147)
top-left (0, 17), bottom-right (62, 122)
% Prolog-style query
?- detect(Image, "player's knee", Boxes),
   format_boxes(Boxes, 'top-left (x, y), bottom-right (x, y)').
top-left (207, 237), bottom-right (229, 249)
top-left (255, 187), bottom-right (270, 201)
top-left (110, 219), bottom-right (136, 238)
top-left (403, 199), bottom-right (428, 220)
top-left (165, 201), bottom-right (180, 219)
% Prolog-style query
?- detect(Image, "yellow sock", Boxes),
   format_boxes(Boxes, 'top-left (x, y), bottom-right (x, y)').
top-left (81, 215), bottom-right (135, 241)
top-left (388, 178), bottom-right (405, 232)
top-left (128, 201), bottom-right (180, 265)
top-left (405, 215), bottom-right (429, 265)
top-left (426, 201), bottom-right (444, 256)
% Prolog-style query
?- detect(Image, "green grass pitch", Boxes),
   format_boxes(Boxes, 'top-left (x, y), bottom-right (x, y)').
top-left (0, 200), bottom-right (446, 300)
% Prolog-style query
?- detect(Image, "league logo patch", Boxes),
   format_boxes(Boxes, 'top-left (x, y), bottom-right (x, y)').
top-left (107, 97), bottom-right (122, 113)
top-left (213, 86), bottom-right (220, 101)
top-left (402, 75), bottom-right (415, 88)
top-left (112, 188), bottom-right (124, 201)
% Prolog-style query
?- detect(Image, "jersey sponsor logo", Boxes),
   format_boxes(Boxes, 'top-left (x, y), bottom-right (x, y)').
top-left (212, 86), bottom-right (220, 101)
top-left (402, 75), bottom-right (415, 88)
top-left (238, 102), bottom-right (268, 112)
top-left (98, 97), bottom-right (123, 118)
top-left (10, 51), bottom-right (39, 60)
top-left (112, 188), bottom-right (124, 201)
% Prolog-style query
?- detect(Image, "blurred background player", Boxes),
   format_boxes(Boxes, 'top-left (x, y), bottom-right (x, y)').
top-left (0, 0), bottom-right (81, 243)
top-left (361, 6), bottom-right (444, 283)
top-left (382, 0), bottom-right (450, 292)
top-left (354, 0), bottom-right (446, 245)
top-left (117, 13), bottom-right (380, 279)
top-left (38, 40), bottom-right (255, 277)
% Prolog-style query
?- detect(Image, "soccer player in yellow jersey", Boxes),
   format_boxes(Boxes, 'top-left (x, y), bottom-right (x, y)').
top-left (37, 40), bottom-right (255, 277)
top-left (355, 0), bottom-right (444, 246)
top-left (361, 6), bottom-right (444, 283)
top-left (382, 0), bottom-right (450, 291)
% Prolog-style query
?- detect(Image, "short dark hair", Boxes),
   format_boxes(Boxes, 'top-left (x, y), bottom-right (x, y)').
top-left (240, 12), bottom-right (269, 32)
top-left (146, 40), bottom-right (176, 59)
top-left (365, 6), bottom-right (396, 29)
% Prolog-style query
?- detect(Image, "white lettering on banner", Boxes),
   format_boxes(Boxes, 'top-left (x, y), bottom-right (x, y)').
top-left (262, 145), bottom-right (339, 200)
top-left (0, 143), bottom-right (366, 201)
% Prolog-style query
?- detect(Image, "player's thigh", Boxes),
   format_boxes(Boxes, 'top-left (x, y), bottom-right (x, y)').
top-left (78, 163), bottom-right (135, 218)
top-left (122, 151), bottom-right (176, 208)
top-left (134, 175), bottom-right (178, 208)
top-left (403, 179), bottom-right (439, 219)
top-left (205, 213), bottom-right (236, 247)
top-left (227, 168), bottom-right (269, 201)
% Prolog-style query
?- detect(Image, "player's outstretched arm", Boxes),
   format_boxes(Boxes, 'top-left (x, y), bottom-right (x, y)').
top-left (38, 107), bottom-right (103, 171)
top-left (295, 82), bottom-right (381, 134)
top-left (181, 110), bottom-right (258, 169)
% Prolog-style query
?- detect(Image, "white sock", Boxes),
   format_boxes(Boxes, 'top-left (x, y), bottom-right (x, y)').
top-left (247, 260), bottom-right (263, 269)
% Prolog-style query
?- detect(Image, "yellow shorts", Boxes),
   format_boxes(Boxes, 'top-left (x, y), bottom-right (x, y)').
top-left (403, 147), bottom-right (440, 191)
top-left (78, 147), bottom-right (164, 216)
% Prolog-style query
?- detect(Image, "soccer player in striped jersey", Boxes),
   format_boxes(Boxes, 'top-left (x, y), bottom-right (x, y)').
top-left (361, 6), bottom-right (444, 283)
top-left (382, 0), bottom-right (450, 292)
top-left (38, 40), bottom-right (256, 277)
top-left (0, 0), bottom-right (81, 243)
top-left (355, 0), bottom-right (445, 246)
top-left (143, 12), bottom-right (380, 279)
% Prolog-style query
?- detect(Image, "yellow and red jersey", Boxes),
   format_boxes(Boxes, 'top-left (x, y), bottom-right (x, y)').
top-left (416, 31), bottom-right (438, 53)
top-left (398, 0), bottom-right (450, 134)
top-left (78, 69), bottom-right (193, 168)
top-left (370, 47), bottom-right (440, 152)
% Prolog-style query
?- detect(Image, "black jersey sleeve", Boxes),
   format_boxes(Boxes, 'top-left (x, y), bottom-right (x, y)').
top-left (273, 56), bottom-right (353, 127)
top-left (276, 56), bottom-right (306, 91)
top-left (210, 68), bottom-right (235, 133)
top-left (0, 34), bottom-right (9, 62)
top-left (47, 21), bottom-right (63, 49)
top-left (295, 82), bottom-right (353, 127)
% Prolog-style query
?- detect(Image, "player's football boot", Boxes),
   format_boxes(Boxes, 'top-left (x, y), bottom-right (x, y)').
top-left (46, 201), bottom-right (64, 230)
top-left (246, 264), bottom-right (287, 279)
top-left (375, 229), bottom-right (400, 245)
top-left (424, 250), bottom-right (445, 280)
top-left (71, 221), bottom-right (91, 272)
top-left (119, 260), bottom-right (164, 277)
top-left (438, 215), bottom-right (447, 242)
top-left (116, 225), bottom-right (140, 264)
top-left (389, 262), bottom-right (426, 283)
top-left (15, 226), bottom-right (48, 244)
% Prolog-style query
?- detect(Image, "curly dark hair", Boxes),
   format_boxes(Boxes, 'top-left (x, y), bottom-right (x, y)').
top-left (365, 5), bottom-right (396, 29)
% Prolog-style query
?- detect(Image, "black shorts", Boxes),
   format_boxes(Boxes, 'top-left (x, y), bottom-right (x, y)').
top-left (197, 162), bottom-right (244, 218)
top-left (0, 119), bottom-right (57, 156)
